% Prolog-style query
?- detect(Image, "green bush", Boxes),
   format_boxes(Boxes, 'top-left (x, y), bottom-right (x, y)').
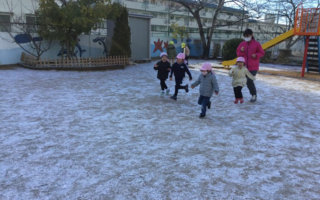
top-left (213, 43), bottom-right (221, 58)
top-left (260, 51), bottom-right (272, 63)
top-left (222, 38), bottom-right (244, 60)
top-left (110, 6), bottom-right (131, 57)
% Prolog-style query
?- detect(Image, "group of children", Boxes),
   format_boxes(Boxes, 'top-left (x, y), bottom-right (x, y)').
top-left (154, 52), bottom-right (255, 118)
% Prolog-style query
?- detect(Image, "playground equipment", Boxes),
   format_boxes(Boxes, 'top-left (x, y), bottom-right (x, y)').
top-left (222, 4), bottom-right (320, 77)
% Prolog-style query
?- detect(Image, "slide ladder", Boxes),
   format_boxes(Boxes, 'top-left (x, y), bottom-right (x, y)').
top-left (306, 36), bottom-right (320, 73)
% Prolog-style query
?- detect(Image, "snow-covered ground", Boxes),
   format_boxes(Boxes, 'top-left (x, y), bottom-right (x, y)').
top-left (1, 61), bottom-right (320, 199)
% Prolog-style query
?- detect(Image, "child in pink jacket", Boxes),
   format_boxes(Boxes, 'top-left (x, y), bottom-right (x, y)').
top-left (236, 29), bottom-right (264, 102)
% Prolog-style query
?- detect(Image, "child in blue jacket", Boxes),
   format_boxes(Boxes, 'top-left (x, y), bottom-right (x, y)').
top-left (191, 62), bottom-right (219, 118)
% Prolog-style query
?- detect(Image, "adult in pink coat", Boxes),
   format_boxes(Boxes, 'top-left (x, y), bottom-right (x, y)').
top-left (236, 29), bottom-right (265, 102)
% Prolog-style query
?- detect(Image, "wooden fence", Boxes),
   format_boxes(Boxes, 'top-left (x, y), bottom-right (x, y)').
top-left (20, 52), bottom-right (129, 70)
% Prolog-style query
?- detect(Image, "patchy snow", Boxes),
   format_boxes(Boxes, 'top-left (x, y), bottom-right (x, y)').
top-left (189, 59), bottom-right (304, 72)
top-left (1, 61), bottom-right (320, 199)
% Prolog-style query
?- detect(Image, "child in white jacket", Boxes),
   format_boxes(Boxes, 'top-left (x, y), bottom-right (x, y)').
top-left (229, 57), bottom-right (256, 104)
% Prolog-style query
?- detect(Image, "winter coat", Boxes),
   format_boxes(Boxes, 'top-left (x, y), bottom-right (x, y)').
top-left (170, 62), bottom-right (192, 79)
top-left (154, 61), bottom-right (171, 80)
top-left (191, 72), bottom-right (219, 97)
top-left (236, 40), bottom-right (265, 71)
top-left (229, 66), bottom-right (256, 87)
top-left (167, 44), bottom-right (177, 59)
top-left (182, 45), bottom-right (190, 56)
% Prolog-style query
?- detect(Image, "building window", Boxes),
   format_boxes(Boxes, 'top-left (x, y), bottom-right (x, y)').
top-left (151, 25), bottom-right (157, 31)
top-left (0, 14), bottom-right (11, 32)
top-left (26, 15), bottom-right (36, 33)
top-left (184, 18), bottom-right (189, 26)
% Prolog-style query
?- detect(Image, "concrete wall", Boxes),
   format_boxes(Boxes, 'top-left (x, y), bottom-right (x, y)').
top-left (150, 36), bottom-right (224, 58)
top-left (0, 33), bottom-right (108, 65)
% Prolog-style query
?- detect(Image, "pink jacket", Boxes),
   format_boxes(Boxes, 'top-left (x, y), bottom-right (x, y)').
top-left (236, 40), bottom-right (265, 71)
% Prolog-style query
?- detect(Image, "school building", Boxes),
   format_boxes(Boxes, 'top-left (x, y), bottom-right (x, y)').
top-left (0, 0), bottom-right (303, 65)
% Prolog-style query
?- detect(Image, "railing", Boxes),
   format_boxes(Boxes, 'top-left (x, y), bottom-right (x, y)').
top-left (20, 52), bottom-right (129, 70)
top-left (294, 3), bottom-right (320, 36)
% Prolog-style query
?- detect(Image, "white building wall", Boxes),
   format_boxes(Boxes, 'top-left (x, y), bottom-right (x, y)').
top-left (0, 0), bottom-right (37, 14)
top-left (115, 0), bottom-right (298, 58)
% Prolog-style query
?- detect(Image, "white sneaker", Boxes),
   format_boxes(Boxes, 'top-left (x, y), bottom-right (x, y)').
top-left (166, 89), bottom-right (170, 95)
top-left (160, 91), bottom-right (165, 97)
top-left (250, 95), bottom-right (257, 102)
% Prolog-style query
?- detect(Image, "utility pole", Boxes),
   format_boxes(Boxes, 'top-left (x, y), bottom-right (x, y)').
top-left (272, 1), bottom-right (280, 58)
top-left (240, 0), bottom-right (245, 37)
top-left (167, 3), bottom-right (170, 37)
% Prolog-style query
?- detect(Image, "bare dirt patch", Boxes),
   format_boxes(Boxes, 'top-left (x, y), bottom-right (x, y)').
top-left (0, 65), bottom-right (16, 70)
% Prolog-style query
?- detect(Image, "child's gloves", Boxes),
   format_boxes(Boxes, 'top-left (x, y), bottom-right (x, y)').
top-left (215, 91), bottom-right (219, 95)
top-left (189, 77), bottom-right (192, 81)
top-left (191, 85), bottom-right (195, 89)
top-left (170, 77), bottom-right (172, 81)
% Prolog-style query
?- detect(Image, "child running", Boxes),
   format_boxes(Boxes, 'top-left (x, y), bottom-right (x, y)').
top-left (167, 41), bottom-right (177, 66)
top-left (154, 52), bottom-right (171, 96)
top-left (229, 57), bottom-right (256, 104)
top-left (191, 62), bottom-right (219, 118)
top-left (169, 53), bottom-right (192, 100)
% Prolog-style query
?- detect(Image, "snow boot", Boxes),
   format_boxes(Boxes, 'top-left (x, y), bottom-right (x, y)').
top-left (250, 95), bottom-right (257, 102)
top-left (185, 84), bottom-right (189, 93)
top-left (170, 95), bottom-right (177, 101)
top-left (234, 98), bottom-right (239, 104)
top-left (166, 88), bottom-right (170, 95)
top-left (160, 91), bottom-right (165, 97)
top-left (199, 114), bottom-right (206, 118)
top-left (239, 98), bottom-right (244, 104)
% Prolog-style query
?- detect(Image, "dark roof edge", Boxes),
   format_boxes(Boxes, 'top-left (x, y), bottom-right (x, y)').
top-left (129, 13), bottom-right (153, 19)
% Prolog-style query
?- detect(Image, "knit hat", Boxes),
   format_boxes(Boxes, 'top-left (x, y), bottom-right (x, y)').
top-left (169, 41), bottom-right (174, 45)
top-left (181, 42), bottom-right (186, 48)
top-left (160, 52), bottom-right (168, 58)
top-left (236, 57), bottom-right (245, 64)
top-left (176, 53), bottom-right (185, 59)
top-left (200, 62), bottom-right (212, 71)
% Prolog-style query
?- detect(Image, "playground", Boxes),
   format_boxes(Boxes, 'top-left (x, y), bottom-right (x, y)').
top-left (1, 61), bottom-right (320, 199)
top-left (1, 3), bottom-right (320, 200)
top-left (222, 4), bottom-right (320, 77)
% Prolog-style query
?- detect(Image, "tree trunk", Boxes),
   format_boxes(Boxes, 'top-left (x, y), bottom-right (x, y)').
top-left (202, 45), bottom-right (210, 59)
top-left (193, 12), bottom-right (207, 59)
top-left (204, 0), bottom-right (225, 59)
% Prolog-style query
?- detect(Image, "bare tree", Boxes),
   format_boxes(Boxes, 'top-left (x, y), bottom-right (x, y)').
top-left (250, 0), bottom-right (320, 49)
top-left (0, 0), bottom-right (53, 60)
top-left (168, 0), bottom-right (245, 59)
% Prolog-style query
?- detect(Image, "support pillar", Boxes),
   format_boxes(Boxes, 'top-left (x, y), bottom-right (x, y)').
top-left (301, 36), bottom-right (310, 77)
